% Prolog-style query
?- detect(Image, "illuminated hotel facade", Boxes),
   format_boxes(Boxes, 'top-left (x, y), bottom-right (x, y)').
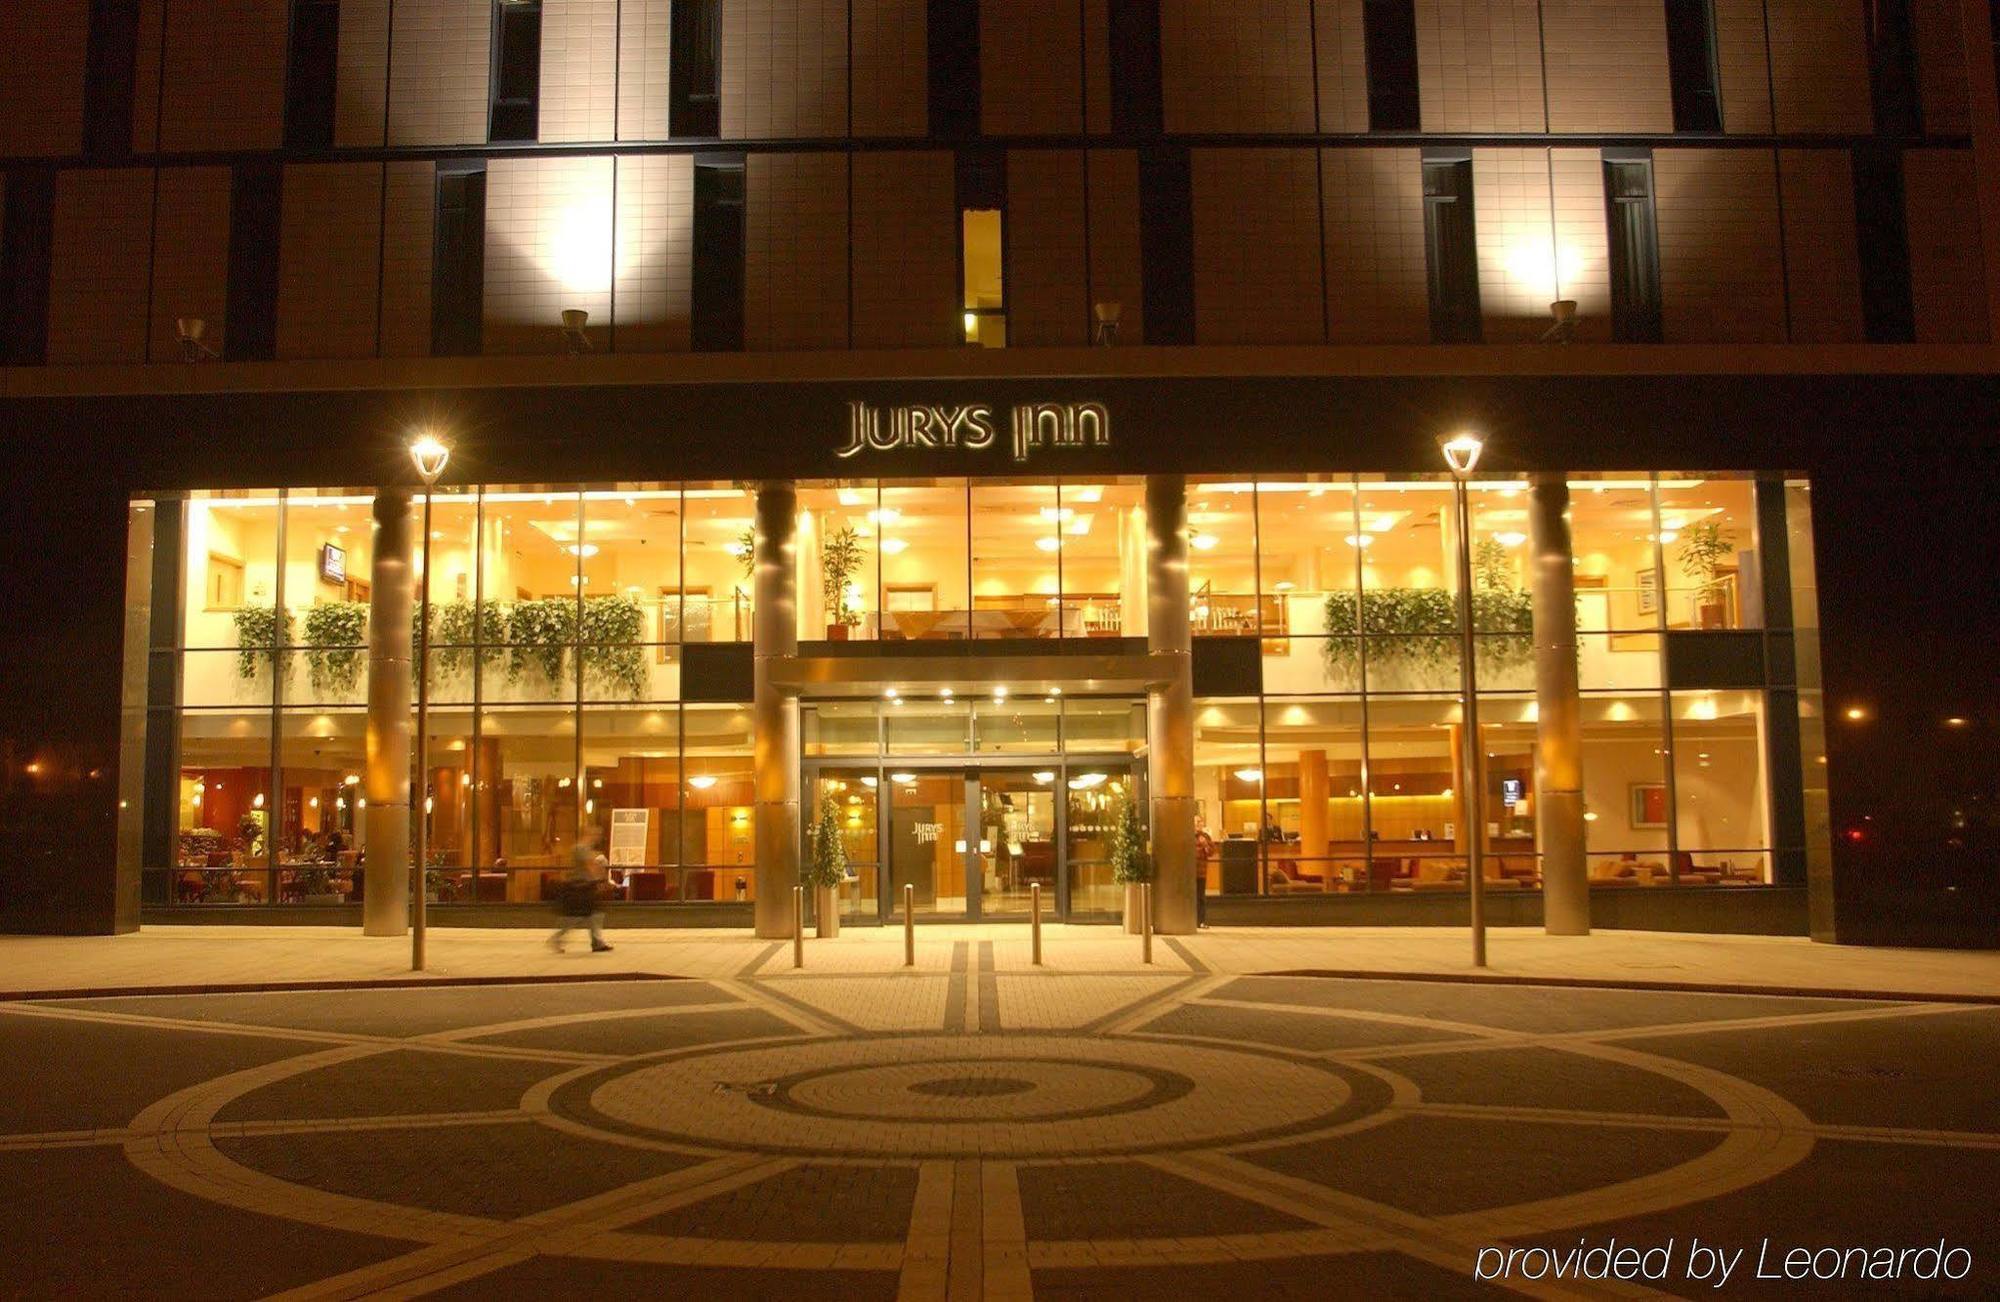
top-left (2, 0), bottom-right (1997, 939)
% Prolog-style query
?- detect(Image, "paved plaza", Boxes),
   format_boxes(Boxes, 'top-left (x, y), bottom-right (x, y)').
top-left (1, 929), bottom-right (1996, 1298)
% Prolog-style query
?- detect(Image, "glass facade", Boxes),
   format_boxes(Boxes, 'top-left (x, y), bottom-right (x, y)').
top-left (138, 471), bottom-right (1821, 916)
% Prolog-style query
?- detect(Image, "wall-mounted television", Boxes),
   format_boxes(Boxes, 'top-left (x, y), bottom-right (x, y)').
top-left (319, 543), bottom-right (347, 586)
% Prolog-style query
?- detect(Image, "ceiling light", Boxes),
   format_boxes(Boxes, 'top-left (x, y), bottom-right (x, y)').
top-left (884, 688), bottom-right (899, 700)
top-left (1234, 768), bottom-right (1263, 783)
top-left (566, 543), bottom-right (599, 557)
top-left (1035, 536), bottom-right (1062, 552)
top-left (1032, 771), bottom-right (1056, 784)
top-left (1039, 507), bottom-right (1074, 522)
top-left (891, 772), bottom-right (917, 785)
top-left (687, 775), bottom-right (718, 789)
top-left (868, 508), bottom-right (901, 525)
top-left (1068, 772), bottom-right (1107, 790)
top-left (1493, 531), bottom-right (1526, 547)
top-left (861, 776), bottom-right (878, 788)
top-left (1190, 533), bottom-right (1219, 551)
top-left (1071, 487), bottom-right (1103, 504)
top-left (880, 538), bottom-right (909, 555)
top-left (939, 688), bottom-right (954, 700)
top-left (1049, 687), bottom-right (1061, 696)
top-left (1273, 580), bottom-right (1295, 592)
top-left (1345, 534), bottom-right (1374, 548)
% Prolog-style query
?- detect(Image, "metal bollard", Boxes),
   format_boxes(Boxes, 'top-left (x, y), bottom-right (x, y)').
top-left (1030, 881), bottom-right (1043, 966)
top-left (792, 885), bottom-right (804, 969)
top-left (903, 882), bottom-right (916, 967)
top-left (1141, 881), bottom-right (1153, 965)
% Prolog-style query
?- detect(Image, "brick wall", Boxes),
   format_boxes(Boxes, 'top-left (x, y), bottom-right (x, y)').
top-left (614, 154), bottom-right (694, 352)
top-left (1087, 150), bottom-right (1145, 344)
top-left (135, 0), bottom-right (289, 152)
top-left (850, 0), bottom-right (929, 136)
top-left (540, 0), bottom-right (619, 143)
top-left (1541, 0), bottom-right (1672, 132)
top-left (1321, 148), bottom-right (1429, 344)
top-left (148, 167), bottom-right (234, 363)
top-left (1006, 150), bottom-right (1090, 346)
top-left (984, 1), bottom-right (1088, 135)
top-left (278, 163), bottom-right (385, 360)
top-left (484, 155), bottom-right (616, 354)
top-left (1904, 149), bottom-right (1989, 343)
top-left (1192, 148), bottom-right (1324, 344)
top-left (381, 160), bottom-right (437, 357)
top-left (46, 169), bottom-right (155, 366)
top-left (746, 153), bottom-right (847, 350)
top-left (1777, 150), bottom-right (1863, 344)
top-left (1652, 150), bottom-right (1786, 344)
top-left (1911, 0), bottom-right (1970, 133)
top-left (1162, 0), bottom-right (1316, 133)
top-left (851, 151), bottom-right (957, 349)
top-left (1766, 0), bottom-right (1872, 132)
top-left (617, 0), bottom-right (672, 140)
top-left (1416, 0), bottom-right (1547, 132)
top-left (1711, 0), bottom-right (1773, 133)
top-left (1314, 0), bottom-right (1370, 132)
top-left (0, 4), bottom-right (90, 157)
top-left (335, 0), bottom-right (391, 145)
top-left (388, 0), bottom-right (492, 146)
top-left (722, 0), bottom-right (849, 139)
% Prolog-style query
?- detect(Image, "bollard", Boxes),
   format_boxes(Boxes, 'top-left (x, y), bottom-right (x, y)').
top-left (903, 882), bottom-right (916, 967)
top-left (792, 885), bottom-right (804, 969)
top-left (1030, 881), bottom-right (1043, 966)
top-left (1142, 882), bottom-right (1156, 964)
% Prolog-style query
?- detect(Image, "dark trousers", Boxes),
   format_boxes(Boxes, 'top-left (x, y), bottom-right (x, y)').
top-left (1195, 869), bottom-right (1207, 926)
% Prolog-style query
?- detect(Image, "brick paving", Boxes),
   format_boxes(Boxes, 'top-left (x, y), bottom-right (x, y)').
top-left (1, 946), bottom-right (1997, 1299)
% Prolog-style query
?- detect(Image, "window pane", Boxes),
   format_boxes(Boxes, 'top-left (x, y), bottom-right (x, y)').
top-left (1658, 475), bottom-right (1759, 629)
top-left (1673, 690), bottom-right (1770, 881)
top-left (1364, 696), bottom-right (1469, 890)
top-left (682, 704), bottom-right (754, 901)
top-left (1357, 476), bottom-right (1458, 693)
top-left (681, 483), bottom-right (755, 642)
top-left (1064, 767), bottom-right (1132, 915)
top-left (972, 479), bottom-right (1061, 637)
top-left (284, 492), bottom-right (372, 707)
top-left (1479, 695), bottom-right (1540, 885)
top-left (973, 696), bottom-right (1059, 753)
top-left (419, 712), bottom-right (475, 887)
top-left (581, 706), bottom-right (682, 901)
top-left (275, 709), bottom-right (365, 899)
top-left (962, 207), bottom-right (1005, 347)
top-left (184, 491), bottom-right (282, 650)
top-left (798, 483), bottom-right (878, 641)
top-left (1784, 479), bottom-right (1817, 628)
top-left (815, 770), bottom-right (880, 921)
top-left (804, 702), bottom-right (881, 757)
top-left (1580, 692), bottom-right (1671, 882)
top-left (480, 706), bottom-right (577, 895)
top-left (1568, 474), bottom-right (1666, 633)
top-left (887, 698), bottom-right (971, 754)
top-left (183, 648), bottom-right (274, 711)
top-left (1186, 480), bottom-right (1259, 636)
top-left (174, 708), bottom-right (273, 902)
top-left (1260, 697), bottom-right (1367, 893)
top-left (1063, 697), bottom-right (1145, 753)
top-left (1058, 479), bottom-right (1144, 638)
top-left (878, 480), bottom-right (968, 641)
top-left (1193, 698), bottom-right (1262, 892)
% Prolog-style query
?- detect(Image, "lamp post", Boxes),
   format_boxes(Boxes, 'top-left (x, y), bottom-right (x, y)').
top-left (1440, 431), bottom-right (1487, 968)
top-left (408, 433), bottom-right (450, 972)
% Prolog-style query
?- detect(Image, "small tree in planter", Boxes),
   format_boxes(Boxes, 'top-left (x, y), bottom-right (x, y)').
top-left (804, 788), bottom-right (848, 937)
top-left (1110, 791), bottom-right (1154, 933)
top-left (1676, 522), bottom-right (1736, 628)
top-left (820, 525), bottom-right (864, 640)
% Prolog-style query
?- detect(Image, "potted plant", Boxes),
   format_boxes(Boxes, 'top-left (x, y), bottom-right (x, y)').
top-left (294, 864), bottom-right (342, 905)
top-left (820, 524), bottom-right (864, 640)
top-left (804, 788), bottom-right (846, 937)
top-left (1110, 792), bottom-right (1154, 934)
top-left (1676, 522), bottom-right (1735, 629)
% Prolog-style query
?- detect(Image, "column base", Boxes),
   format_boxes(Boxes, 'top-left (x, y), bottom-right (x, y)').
top-left (752, 800), bottom-right (800, 939)
top-left (1150, 794), bottom-right (1197, 935)
top-left (1540, 791), bottom-right (1590, 936)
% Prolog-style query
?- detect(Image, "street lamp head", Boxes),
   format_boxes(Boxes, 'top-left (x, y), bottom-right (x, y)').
top-left (1439, 431), bottom-right (1485, 478)
top-left (408, 432), bottom-right (450, 485)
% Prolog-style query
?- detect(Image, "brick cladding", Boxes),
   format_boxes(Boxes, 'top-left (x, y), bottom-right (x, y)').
top-left (746, 153), bottom-right (848, 350)
top-left (1191, 148), bottom-right (1325, 344)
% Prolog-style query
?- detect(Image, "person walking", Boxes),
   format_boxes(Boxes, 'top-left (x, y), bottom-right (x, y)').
top-left (550, 835), bottom-right (613, 953)
top-left (1193, 817), bottom-right (1215, 929)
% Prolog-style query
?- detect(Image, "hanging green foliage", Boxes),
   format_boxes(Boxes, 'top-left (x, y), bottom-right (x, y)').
top-left (580, 594), bottom-right (647, 700)
top-left (429, 598), bottom-right (507, 680)
top-left (803, 788), bottom-right (848, 889)
top-left (505, 597), bottom-right (576, 687)
top-left (1320, 580), bottom-right (1534, 681)
top-left (302, 601), bottom-right (369, 698)
top-left (231, 605), bottom-right (293, 680)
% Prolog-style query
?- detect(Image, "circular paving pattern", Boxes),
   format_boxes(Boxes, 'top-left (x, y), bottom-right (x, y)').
top-left (576, 1034), bottom-right (1357, 1158)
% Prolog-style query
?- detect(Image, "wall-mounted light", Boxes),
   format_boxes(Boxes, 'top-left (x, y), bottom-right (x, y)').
top-left (560, 308), bottom-right (593, 355)
top-left (687, 774), bottom-right (718, 790)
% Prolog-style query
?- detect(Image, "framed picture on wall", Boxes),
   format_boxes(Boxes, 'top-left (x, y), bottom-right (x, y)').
top-left (1628, 782), bottom-right (1668, 829)
top-left (1635, 567), bottom-right (1659, 616)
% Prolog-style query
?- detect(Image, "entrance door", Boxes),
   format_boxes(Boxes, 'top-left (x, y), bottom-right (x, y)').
top-left (887, 772), bottom-right (967, 915)
top-left (974, 771), bottom-right (1057, 916)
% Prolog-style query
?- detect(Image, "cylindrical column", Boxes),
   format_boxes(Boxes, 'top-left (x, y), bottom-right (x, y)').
top-left (1530, 473), bottom-right (1590, 935)
top-left (752, 483), bottom-right (801, 939)
top-left (1452, 482), bottom-right (1486, 967)
top-left (1145, 475), bottom-right (1196, 935)
top-left (362, 488), bottom-right (413, 937)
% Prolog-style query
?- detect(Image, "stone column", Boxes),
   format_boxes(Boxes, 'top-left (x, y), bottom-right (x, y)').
top-left (752, 483), bottom-right (801, 939)
top-left (363, 488), bottom-right (414, 937)
top-left (1146, 475), bottom-right (1196, 934)
top-left (1529, 473), bottom-right (1589, 935)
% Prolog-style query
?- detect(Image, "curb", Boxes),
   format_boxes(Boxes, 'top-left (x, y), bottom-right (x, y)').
top-left (1255, 968), bottom-right (2000, 1005)
top-left (0, 972), bottom-right (682, 1003)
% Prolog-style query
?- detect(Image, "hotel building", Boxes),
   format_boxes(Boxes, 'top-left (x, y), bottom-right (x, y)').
top-left (2, 0), bottom-right (1996, 940)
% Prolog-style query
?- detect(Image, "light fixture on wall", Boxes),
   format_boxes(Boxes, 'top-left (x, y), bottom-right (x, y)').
top-left (1233, 768), bottom-right (1263, 783)
top-left (175, 317), bottom-right (219, 362)
top-left (1093, 301), bottom-right (1122, 346)
top-left (1541, 298), bottom-right (1579, 343)
top-left (560, 308), bottom-right (592, 355)
top-left (687, 774), bottom-right (718, 790)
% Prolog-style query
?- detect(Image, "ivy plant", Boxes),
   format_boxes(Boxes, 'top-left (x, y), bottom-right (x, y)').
top-left (430, 598), bottom-right (507, 681)
top-left (231, 605), bottom-right (293, 680)
top-left (580, 594), bottom-right (647, 700)
top-left (302, 601), bottom-right (369, 699)
top-left (505, 597), bottom-right (576, 688)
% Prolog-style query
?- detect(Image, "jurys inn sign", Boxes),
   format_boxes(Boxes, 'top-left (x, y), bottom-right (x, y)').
top-left (837, 400), bottom-right (1110, 464)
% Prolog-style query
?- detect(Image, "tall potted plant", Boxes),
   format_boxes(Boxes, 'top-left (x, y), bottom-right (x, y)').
top-left (804, 788), bottom-right (847, 937)
top-left (1110, 791), bottom-right (1154, 934)
top-left (820, 524), bottom-right (864, 640)
top-left (1676, 522), bottom-right (1735, 629)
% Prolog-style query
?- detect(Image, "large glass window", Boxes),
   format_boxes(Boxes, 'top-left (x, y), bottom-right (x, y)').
top-left (1260, 698), bottom-right (1368, 893)
top-left (1261, 477), bottom-right (1362, 693)
top-left (682, 484), bottom-right (755, 642)
top-left (681, 704), bottom-right (755, 901)
top-left (1186, 480), bottom-right (1259, 636)
top-left (877, 481), bottom-right (970, 640)
top-left (1058, 479), bottom-right (1146, 638)
top-left (1658, 476), bottom-right (1760, 630)
top-left (798, 484), bottom-right (879, 642)
top-left (972, 479), bottom-right (1062, 637)
top-left (1357, 476), bottom-right (1460, 695)
top-left (1671, 690), bottom-right (1770, 882)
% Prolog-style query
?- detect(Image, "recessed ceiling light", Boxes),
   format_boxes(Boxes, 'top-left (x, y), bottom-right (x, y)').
top-left (1345, 534), bottom-right (1374, 548)
top-left (880, 538), bottom-right (908, 555)
top-left (687, 775), bottom-right (717, 789)
top-left (1035, 536), bottom-right (1062, 552)
top-left (1190, 533), bottom-right (1219, 551)
top-left (1234, 768), bottom-right (1263, 783)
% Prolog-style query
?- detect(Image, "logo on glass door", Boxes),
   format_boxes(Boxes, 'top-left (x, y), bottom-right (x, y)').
top-left (836, 401), bottom-right (1110, 464)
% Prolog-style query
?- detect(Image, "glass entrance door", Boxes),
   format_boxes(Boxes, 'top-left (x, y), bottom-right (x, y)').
top-left (887, 772), bottom-right (967, 916)
top-left (974, 771), bottom-right (1057, 916)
